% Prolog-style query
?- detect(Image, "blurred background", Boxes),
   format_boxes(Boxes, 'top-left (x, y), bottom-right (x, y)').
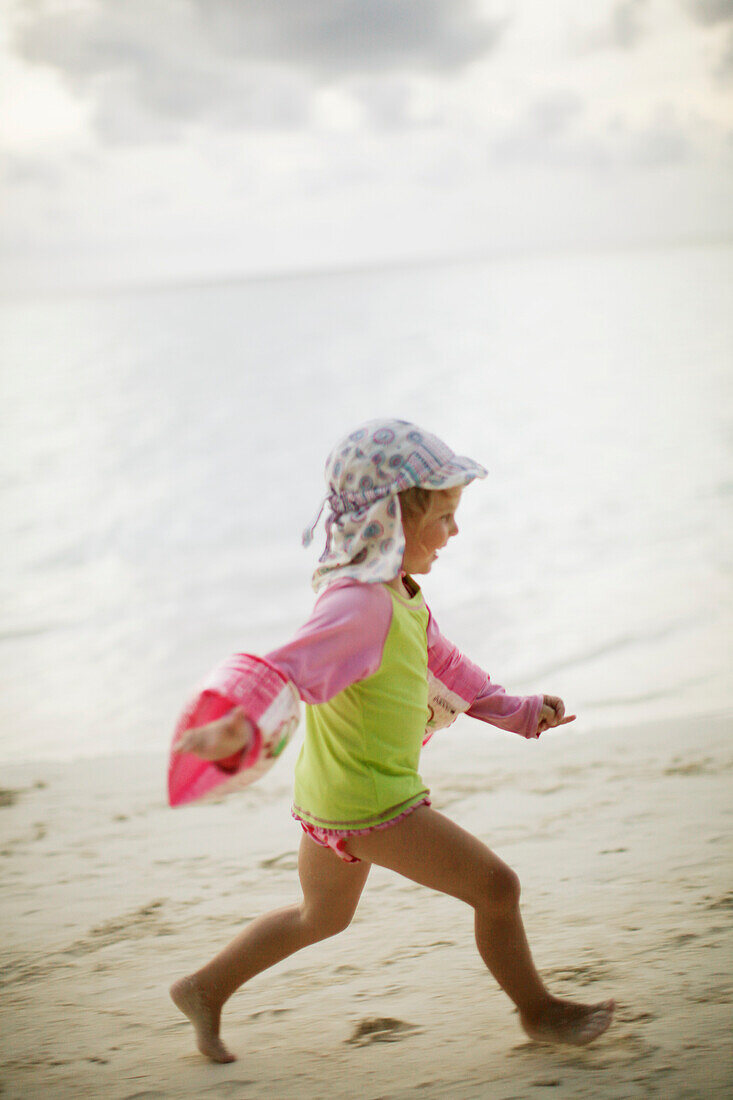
top-left (1, 0), bottom-right (731, 762)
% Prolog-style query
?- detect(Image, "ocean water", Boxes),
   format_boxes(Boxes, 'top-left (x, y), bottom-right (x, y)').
top-left (1, 243), bottom-right (731, 764)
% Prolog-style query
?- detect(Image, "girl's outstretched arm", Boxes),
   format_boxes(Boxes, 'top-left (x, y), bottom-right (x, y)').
top-left (426, 608), bottom-right (544, 739)
top-left (263, 580), bottom-right (393, 703)
top-left (176, 581), bottom-right (395, 765)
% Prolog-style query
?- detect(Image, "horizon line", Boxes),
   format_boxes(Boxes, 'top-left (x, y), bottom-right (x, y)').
top-left (2, 231), bottom-right (731, 304)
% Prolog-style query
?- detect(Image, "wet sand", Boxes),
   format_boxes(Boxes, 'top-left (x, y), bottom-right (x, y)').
top-left (1, 712), bottom-right (732, 1099)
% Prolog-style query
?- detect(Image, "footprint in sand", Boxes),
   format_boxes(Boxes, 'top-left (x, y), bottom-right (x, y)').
top-left (346, 1017), bottom-right (420, 1045)
top-left (202, 1082), bottom-right (256, 1096)
top-left (382, 940), bottom-right (455, 967)
top-left (259, 851), bottom-right (299, 871)
top-left (545, 961), bottom-right (611, 986)
top-left (664, 758), bottom-right (716, 776)
top-left (669, 932), bottom-right (699, 947)
top-left (0, 820), bottom-right (48, 856)
top-left (691, 985), bottom-right (732, 1004)
top-left (64, 899), bottom-right (174, 956)
top-left (704, 892), bottom-right (733, 912)
top-left (0, 782), bottom-right (46, 808)
top-left (618, 1010), bottom-right (656, 1024)
top-left (248, 1007), bottom-right (291, 1020)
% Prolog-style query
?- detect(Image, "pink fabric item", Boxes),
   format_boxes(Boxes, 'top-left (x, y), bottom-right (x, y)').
top-left (296, 797), bottom-right (432, 863)
top-left (266, 578), bottom-right (542, 740)
top-left (168, 654), bottom-right (298, 806)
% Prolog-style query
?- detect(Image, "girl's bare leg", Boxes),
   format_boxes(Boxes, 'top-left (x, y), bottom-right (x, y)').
top-left (170, 835), bottom-right (370, 1062)
top-left (344, 806), bottom-right (614, 1046)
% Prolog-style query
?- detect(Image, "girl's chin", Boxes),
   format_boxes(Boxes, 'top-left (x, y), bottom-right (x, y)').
top-left (405, 559), bottom-right (434, 575)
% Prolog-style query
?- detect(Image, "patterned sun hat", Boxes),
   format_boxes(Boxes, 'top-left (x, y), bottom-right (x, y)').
top-left (303, 419), bottom-right (486, 591)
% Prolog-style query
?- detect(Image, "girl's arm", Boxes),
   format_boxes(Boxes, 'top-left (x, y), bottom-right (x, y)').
top-left (426, 609), bottom-right (544, 739)
top-left (264, 580), bottom-right (393, 702)
top-left (175, 581), bottom-right (394, 763)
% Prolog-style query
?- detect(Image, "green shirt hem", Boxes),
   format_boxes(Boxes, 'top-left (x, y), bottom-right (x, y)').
top-left (291, 788), bottom-right (430, 831)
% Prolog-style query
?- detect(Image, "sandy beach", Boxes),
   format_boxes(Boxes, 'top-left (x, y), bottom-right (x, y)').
top-left (2, 711), bottom-right (731, 1099)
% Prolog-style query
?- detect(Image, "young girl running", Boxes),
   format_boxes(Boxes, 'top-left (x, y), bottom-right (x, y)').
top-left (170, 419), bottom-right (615, 1063)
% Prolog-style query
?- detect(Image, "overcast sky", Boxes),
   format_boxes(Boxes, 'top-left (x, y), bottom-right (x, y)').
top-left (1, 0), bottom-right (731, 292)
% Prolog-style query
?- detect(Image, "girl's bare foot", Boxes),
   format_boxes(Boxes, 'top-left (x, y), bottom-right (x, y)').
top-left (170, 976), bottom-right (236, 1063)
top-left (520, 997), bottom-right (615, 1046)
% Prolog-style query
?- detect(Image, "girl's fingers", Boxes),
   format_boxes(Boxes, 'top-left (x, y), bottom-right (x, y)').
top-left (546, 695), bottom-right (565, 721)
top-left (174, 733), bottom-right (200, 754)
top-left (174, 708), bottom-right (245, 754)
top-left (537, 712), bottom-right (576, 734)
top-left (175, 729), bottom-right (218, 757)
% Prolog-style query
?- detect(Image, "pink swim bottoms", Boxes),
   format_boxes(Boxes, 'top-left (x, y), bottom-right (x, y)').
top-left (295, 798), bottom-right (431, 863)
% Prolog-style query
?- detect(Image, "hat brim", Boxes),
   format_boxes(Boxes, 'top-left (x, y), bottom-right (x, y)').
top-left (395, 455), bottom-right (487, 493)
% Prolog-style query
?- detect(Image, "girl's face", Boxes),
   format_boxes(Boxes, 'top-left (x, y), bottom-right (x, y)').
top-left (401, 488), bottom-right (462, 575)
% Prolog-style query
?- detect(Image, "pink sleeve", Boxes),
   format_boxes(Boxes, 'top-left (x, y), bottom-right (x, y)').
top-left (264, 580), bottom-right (393, 705)
top-left (426, 609), bottom-right (543, 740)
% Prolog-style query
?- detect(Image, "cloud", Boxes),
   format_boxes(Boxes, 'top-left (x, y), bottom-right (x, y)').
top-left (0, 151), bottom-right (63, 189)
top-left (685, 1), bottom-right (733, 81)
top-left (493, 95), bottom-right (692, 170)
top-left (718, 28), bottom-right (733, 76)
top-left (14, 1), bottom-right (313, 141)
top-left (492, 91), bottom-right (588, 164)
top-left (686, 0), bottom-right (733, 25)
top-left (606, 0), bottom-right (649, 48)
top-left (617, 106), bottom-right (692, 166)
top-left (13, 0), bottom-right (506, 143)
top-left (349, 77), bottom-right (419, 130)
top-left (582, 0), bottom-right (650, 50)
top-left (193, 0), bottom-right (505, 73)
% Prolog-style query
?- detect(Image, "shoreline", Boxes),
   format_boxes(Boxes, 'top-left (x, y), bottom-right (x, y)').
top-left (2, 711), bottom-right (732, 1098)
top-left (2, 699), bottom-right (730, 771)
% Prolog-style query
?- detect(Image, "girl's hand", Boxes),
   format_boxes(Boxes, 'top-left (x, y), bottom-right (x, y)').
top-left (174, 706), bottom-right (254, 761)
top-left (536, 694), bottom-right (576, 735)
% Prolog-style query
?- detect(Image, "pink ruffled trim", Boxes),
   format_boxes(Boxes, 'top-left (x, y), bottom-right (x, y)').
top-left (294, 797), bottom-right (431, 864)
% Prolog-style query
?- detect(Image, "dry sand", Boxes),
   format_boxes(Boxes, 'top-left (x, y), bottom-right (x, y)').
top-left (1, 712), bottom-right (732, 1099)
